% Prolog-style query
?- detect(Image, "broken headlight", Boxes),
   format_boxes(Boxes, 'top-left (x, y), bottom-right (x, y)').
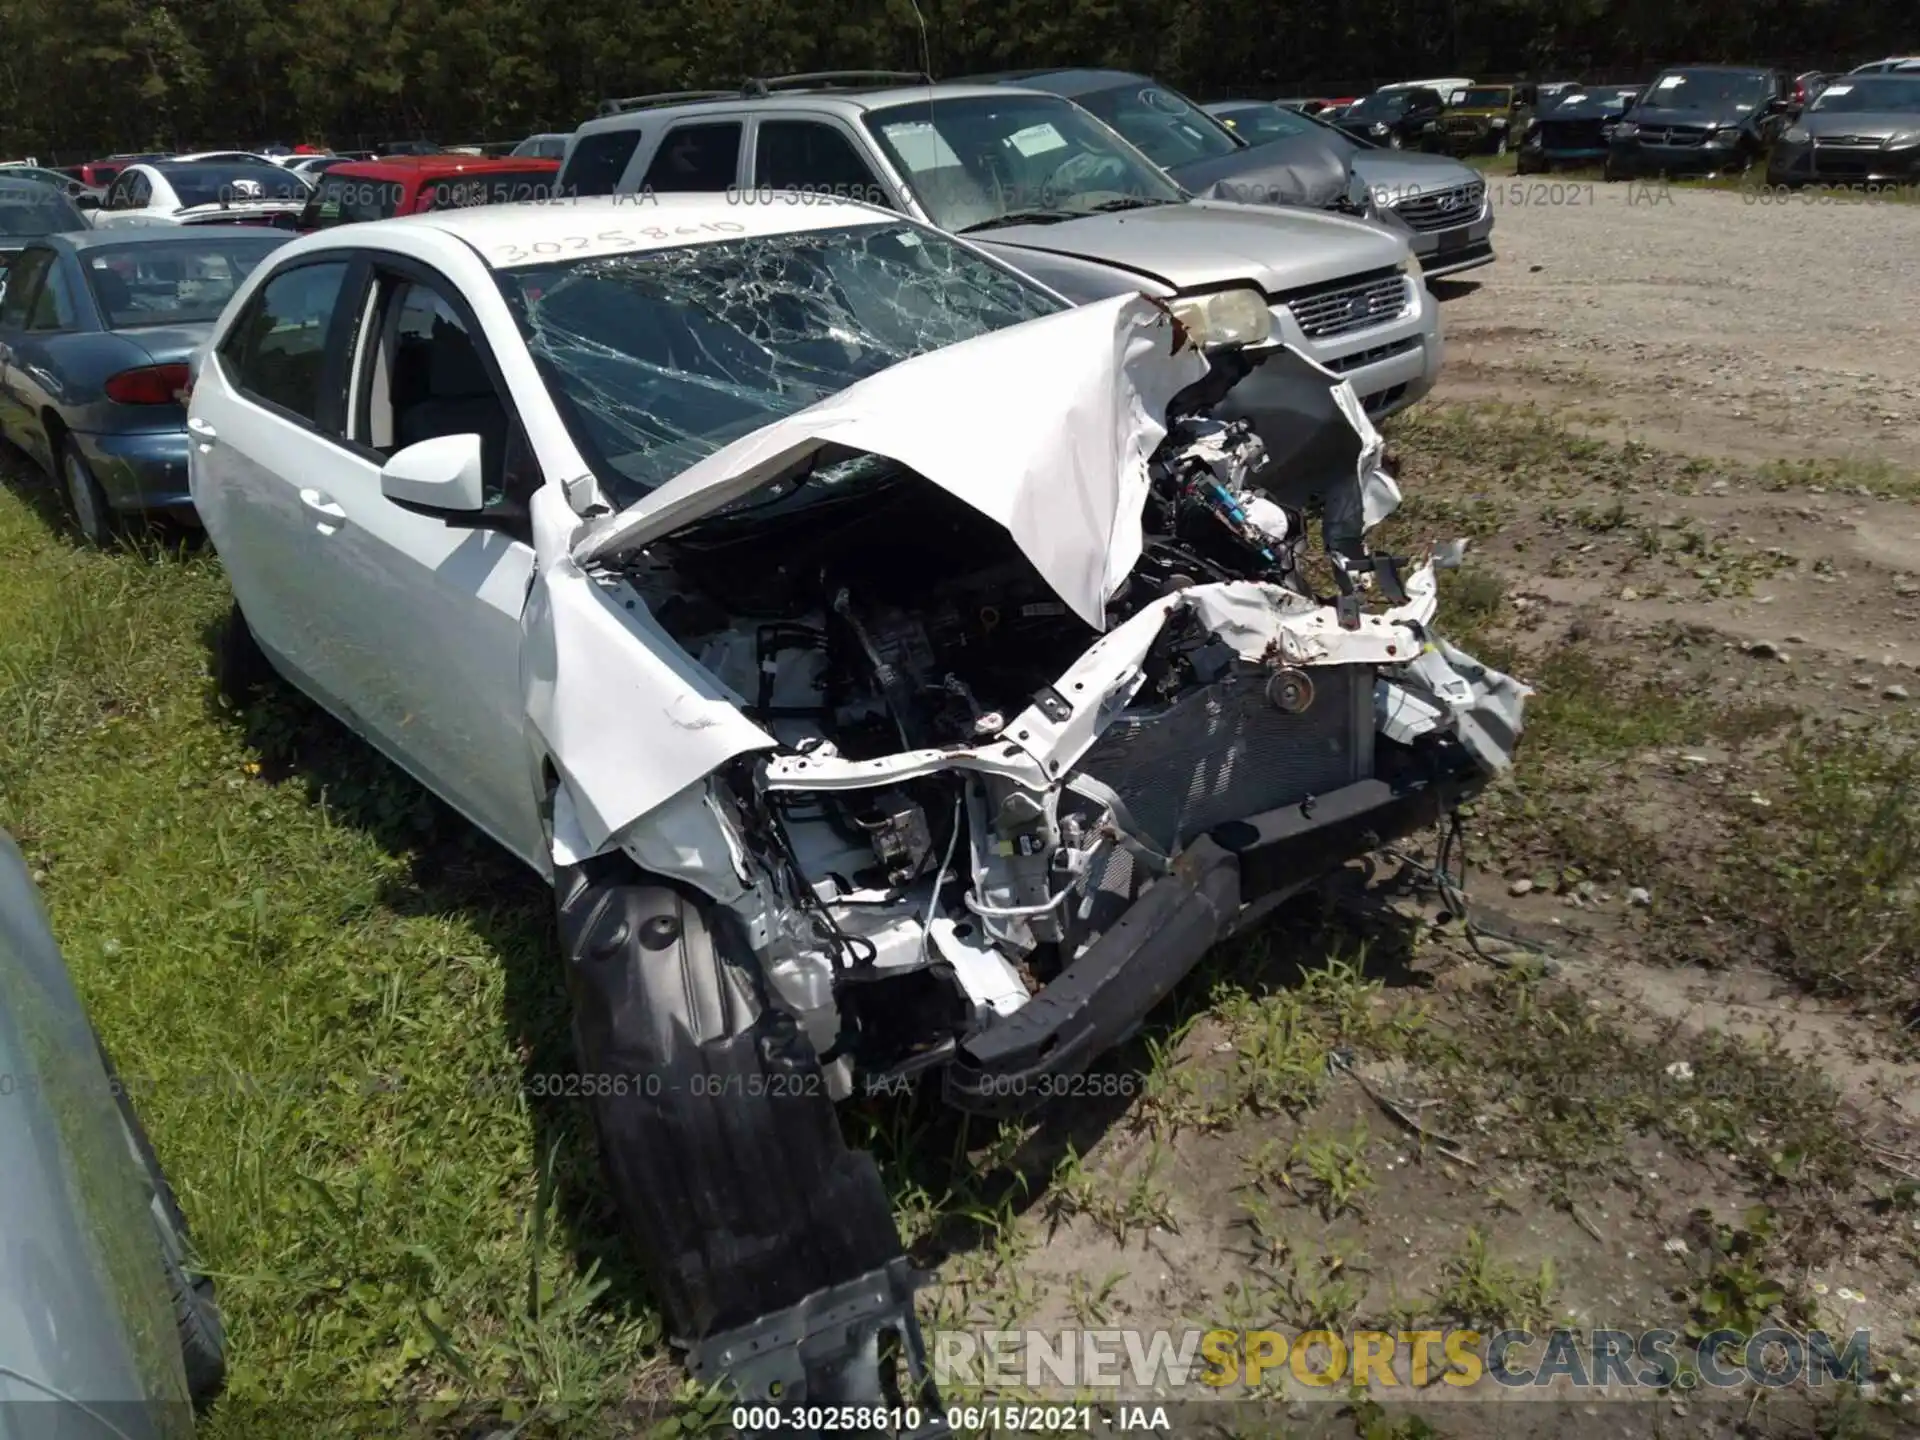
top-left (1169, 287), bottom-right (1273, 349)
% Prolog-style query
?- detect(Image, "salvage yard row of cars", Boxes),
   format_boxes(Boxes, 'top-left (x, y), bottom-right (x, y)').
top-left (0, 51), bottom-right (1907, 1435)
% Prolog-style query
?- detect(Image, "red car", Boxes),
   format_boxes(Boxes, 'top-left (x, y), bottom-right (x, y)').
top-left (297, 154), bottom-right (562, 230)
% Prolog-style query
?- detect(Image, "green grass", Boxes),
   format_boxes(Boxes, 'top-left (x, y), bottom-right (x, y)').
top-left (0, 476), bottom-right (666, 1435)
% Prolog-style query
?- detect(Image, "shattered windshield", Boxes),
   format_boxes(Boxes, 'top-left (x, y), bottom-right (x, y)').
top-left (495, 221), bottom-right (1065, 507)
top-left (862, 94), bottom-right (1184, 233)
top-left (1073, 83), bottom-right (1243, 164)
top-left (1811, 78), bottom-right (1920, 113)
top-left (1642, 71), bottom-right (1772, 110)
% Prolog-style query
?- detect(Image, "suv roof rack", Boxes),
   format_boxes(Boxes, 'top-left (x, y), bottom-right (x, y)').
top-left (740, 70), bottom-right (933, 97)
top-left (597, 89), bottom-right (736, 116)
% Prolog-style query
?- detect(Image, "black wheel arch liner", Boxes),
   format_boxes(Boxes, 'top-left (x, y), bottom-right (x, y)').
top-left (555, 855), bottom-right (948, 1432)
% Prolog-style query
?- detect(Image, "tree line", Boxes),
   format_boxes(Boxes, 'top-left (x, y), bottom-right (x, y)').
top-left (0, 0), bottom-right (1907, 159)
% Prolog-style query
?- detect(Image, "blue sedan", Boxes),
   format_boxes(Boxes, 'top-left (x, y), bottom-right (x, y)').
top-left (0, 226), bottom-right (292, 544)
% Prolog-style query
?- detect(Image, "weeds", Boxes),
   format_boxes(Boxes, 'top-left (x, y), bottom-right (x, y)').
top-left (1426, 1227), bottom-right (1556, 1332)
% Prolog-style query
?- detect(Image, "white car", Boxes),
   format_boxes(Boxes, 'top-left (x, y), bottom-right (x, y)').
top-left (92, 162), bottom-right (312, 229)
top-left (1849, 57), bottom-right (1920, 75)
top-left (170, 150), bottom-right (285, 167)
top-left (1378, 76), bottom-right (1477, 95)
top-left (187, 194), bottom-right (1523, 1410)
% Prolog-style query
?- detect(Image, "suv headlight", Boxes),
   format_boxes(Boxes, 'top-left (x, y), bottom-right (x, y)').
top-left (1169, 287), bottom-right (1273, 348)
top-left (1612, 121), bottom-right (1639, 140)
top-left (1783, 124), bottom-right (1811, 145)
top-left (1370, 122), bottom-right (1390, 135)
top-left (1886, 129), bottom-right (1920, 148)
top-left (1704, 126), bottom-right (1737, 145)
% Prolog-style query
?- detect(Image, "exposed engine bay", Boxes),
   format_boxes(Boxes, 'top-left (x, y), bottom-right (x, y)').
top-left (540, 301), bottom-right (1528, 1431)
top-left (606, 380), bottom-right (1521, 1095)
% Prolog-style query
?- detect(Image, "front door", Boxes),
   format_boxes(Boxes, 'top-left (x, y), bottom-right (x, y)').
top-left (292, 260), bottom-right (543, 863)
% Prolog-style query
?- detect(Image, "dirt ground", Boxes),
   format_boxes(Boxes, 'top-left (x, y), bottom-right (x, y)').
top-left (914, 186), bottom-right (1920, 1439)
top-left (1434, 183), bottom-right (1920, 470)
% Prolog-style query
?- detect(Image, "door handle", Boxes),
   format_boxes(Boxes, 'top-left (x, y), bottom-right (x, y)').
top-left (299, 488), bottom-right (347, 535)
top-left (299, 488), bottom-right (346, 519)
top-left (187, 416), bottom-right (217, 446)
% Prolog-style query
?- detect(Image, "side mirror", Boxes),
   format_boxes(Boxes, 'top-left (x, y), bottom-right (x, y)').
top-left (381, 433), bottom-right (485, 515)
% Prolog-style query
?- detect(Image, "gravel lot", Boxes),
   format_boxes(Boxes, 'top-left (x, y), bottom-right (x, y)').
top-left (1433, 182), bottom-right (1920, 467)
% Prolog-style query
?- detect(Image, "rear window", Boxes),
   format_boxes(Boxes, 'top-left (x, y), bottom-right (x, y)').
top-left (159, 164), bottom-right (311, 208)
top-left (0, 185), bottom-right (87, 237)
top-left (416, 169), bottom-right (565, 211)
top-left (304, 174), bottom-right (407, 228)
top-left (84, 238), bottom-right (285, 327)
top-left (561, 129), bottom-right (644, 195)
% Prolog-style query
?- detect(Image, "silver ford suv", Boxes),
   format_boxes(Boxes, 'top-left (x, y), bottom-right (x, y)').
top-left (560, 73), bottom-right (1442, 419)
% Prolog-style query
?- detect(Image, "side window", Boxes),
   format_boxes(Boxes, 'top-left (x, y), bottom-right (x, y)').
top-left (754, 120), bottom-right (894, 207)
top-left (26, 261), bottom-right (74, 331)
top-left (356, 276), bottom-right (519, 506)
top-left (641, 122), bottom-right (742, 193)
top-left (0, 249), bottom-right (51, 328)
top-left (128, 173), bottom-right (152, 208)
top-left (218, 261), bottom-right (352, 425)
top-left (104, 175), bottom-right (132, 211)
top-left (560, 129), bottom-right (644, 196)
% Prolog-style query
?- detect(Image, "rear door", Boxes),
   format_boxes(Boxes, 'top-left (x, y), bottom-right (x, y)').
top-left (0, 247), bottom-right (54, 456)
top-left (6, 251), bottom-right (82, 470)
top-left (189, 254), bottom-right (366, 708)
top-left (631, 118), bottom-right (746, 192)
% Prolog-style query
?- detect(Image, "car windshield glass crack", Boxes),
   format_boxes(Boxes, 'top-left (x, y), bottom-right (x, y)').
top-left (497, 222), bottom-right (1063, 507)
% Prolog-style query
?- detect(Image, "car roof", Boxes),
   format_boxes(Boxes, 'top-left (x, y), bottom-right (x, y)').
top-left (47, 225), bottom-right (294, 252)
top-left (575, 80), bottom-right (1047, 135)
top-left (958, 67), bottom-right (1146, 97)
top-left (319, 155), bottom-right (562, 181)
top-left (303, 193), bottom-right (897, 269)
top-left (1650, 64), bottom-right (1775, 74)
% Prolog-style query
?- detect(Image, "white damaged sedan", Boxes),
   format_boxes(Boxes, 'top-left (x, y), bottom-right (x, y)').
top-left (187, 195), bottom-right (1523, 1425)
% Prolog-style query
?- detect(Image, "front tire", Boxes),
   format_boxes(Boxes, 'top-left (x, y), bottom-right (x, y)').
top-left (61, 438), bottom-right (114, 547)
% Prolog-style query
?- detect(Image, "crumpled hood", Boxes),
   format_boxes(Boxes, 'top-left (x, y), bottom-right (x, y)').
top-left (572, 294), bottom-right (1210, 629)
top-left (571, 291), bottom-right (1403, 636)
top-left (1164, 138), bottom-right (1354, 211)
top-left (1348, 149), bottom-right (1483, 206)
